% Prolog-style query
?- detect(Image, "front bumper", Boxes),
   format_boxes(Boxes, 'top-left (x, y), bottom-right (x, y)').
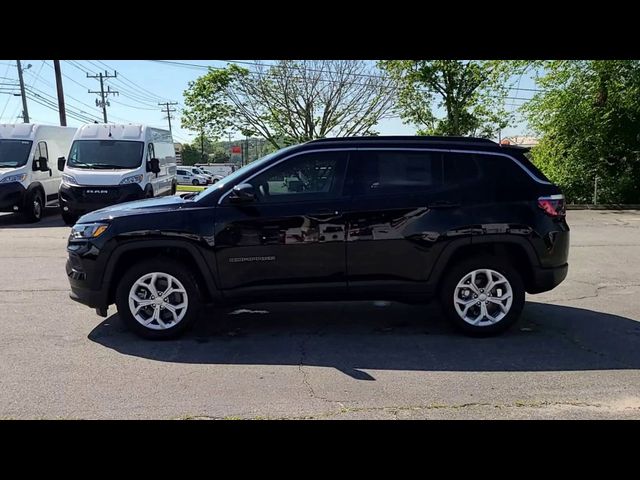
top-left (66, 254), bottom-right (109, 310)
top-left (528, 263), bottom-right (569, 294)
top-left (0, 182), bottom-right (26, 211)
top-left (59, 183), bottom-right (145, 215)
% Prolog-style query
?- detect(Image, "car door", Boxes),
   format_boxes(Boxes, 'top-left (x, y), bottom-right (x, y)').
top-left (214, 150), bottom-right (350, 299)
top-left (345, 149), bottom-right (474, 296)
top-left (32, 141), bottom-right (57, 205)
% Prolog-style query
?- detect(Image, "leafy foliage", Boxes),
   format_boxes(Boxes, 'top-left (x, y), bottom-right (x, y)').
top-left (525, 61), bottom-right (640, 203)
top-left (378, 60), bottom-right (513, 137)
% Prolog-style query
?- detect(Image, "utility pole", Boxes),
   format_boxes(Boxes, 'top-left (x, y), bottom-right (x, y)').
top-left (158, 102), bottom-right (178, 134)
top-left (200, 128), bottom-right (205, 163)
top-left (16, 60), bottom-right (30, 123)
top-left (87, 71), bottom-right (118, 123)
top-left (53, 60), bottom-right (67, 126)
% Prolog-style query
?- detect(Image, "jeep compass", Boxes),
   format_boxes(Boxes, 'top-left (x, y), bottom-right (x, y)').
top-left (66, 136), bottom-right (569, 339)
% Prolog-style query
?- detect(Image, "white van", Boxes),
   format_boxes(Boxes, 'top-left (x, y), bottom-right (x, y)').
top-left (58, 123), bottom-right (177, 225)
top-left (0, 123), bottom-right (77, 222)
top-left (182, 166), bottom-right (213, 184)
top-left (176, 167), bottom-right (209, 186)
top-left (196, 163), bottom-right (236, 178)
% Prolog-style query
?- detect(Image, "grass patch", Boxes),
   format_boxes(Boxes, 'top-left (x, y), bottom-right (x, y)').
top-left (176, 185), bottom-right (206, 192)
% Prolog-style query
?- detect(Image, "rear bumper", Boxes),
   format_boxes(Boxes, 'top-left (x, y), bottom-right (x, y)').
top-left (528, 263), bottom-right (568, 294)
top-left (59, 183), bottom-right (145, 215)
top-left (0, 183), bottom-right (26, 211)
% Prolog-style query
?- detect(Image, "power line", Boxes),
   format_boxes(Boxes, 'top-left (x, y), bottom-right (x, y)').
top-left (92, 60), bottom-right (174, 104)
top-left (151, 59), bottom-right (546, 94)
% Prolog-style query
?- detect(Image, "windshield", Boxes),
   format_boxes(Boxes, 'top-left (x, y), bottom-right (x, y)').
top-left (0, 140), bottom-right (33, 168)
top-left (194, 146), bottom-right (297, 202)
top-left (67, 140), bottom-right (144, 169)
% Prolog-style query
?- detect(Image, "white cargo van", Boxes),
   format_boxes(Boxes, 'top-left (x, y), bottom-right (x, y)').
top-left (196, 163), bottom-right (236, 178)
top-left (0, 123), bottom-right (77, 222)
top-left (58, 123), bottom-right (178, 225)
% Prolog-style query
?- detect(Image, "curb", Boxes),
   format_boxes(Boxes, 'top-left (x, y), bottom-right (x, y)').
top-left (567, 205), bottom-right (640, 210)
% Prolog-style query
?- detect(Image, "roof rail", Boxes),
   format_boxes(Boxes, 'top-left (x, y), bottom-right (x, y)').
top-left (306, 136), bottom-right (498, 145)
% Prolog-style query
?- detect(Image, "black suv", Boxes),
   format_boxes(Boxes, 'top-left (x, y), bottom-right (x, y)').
top-left (66, 136), bottom-right (569, 339)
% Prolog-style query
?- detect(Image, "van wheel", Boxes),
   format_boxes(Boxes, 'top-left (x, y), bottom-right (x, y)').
top-left (145, 186), bottom-right (154, 198)
top-left (439, 256), bottom-right (525, 336)
top-left (23, 189), bottom-right (44, 223)
top-left (171, 182), bottom-right (177, 195)
top-left (115, 258), bottom-right (202, 339)
top-left (61, 210), bottom-right (78, 226)
top-left (192, 179), bottom-right (199, 186)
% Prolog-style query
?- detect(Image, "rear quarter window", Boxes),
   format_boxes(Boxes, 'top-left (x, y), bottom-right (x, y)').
top-left (477, 153), bottom-right (539, 200)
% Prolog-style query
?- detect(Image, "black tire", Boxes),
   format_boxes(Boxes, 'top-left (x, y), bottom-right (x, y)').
top-left (23, 189), bottom-right (44, 223)
top-left (145, 186), bottom-right (154, 198)
top-left (115, 257), bottom-right (202, 340)
top-left (171, 182), bottom-right (177, 195)
top-left (192, 179), bottom-right (199, 186)
top-left (439, 255), bottom-right (525, 336)
top-left (61, 210), bottom-right (78, 226)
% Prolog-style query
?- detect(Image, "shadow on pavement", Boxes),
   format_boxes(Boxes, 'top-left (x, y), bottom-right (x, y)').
top-left (88, 301), bottom-right (640, 379)
top-left (0, 208), bottom-right (66, 228)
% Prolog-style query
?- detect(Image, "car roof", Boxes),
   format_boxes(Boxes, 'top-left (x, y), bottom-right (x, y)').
top-left (294, 135), bottom-right (531, 153)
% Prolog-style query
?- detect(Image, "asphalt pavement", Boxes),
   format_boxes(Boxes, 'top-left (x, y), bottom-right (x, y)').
top-left (1, 208), bottom-right (639, 419)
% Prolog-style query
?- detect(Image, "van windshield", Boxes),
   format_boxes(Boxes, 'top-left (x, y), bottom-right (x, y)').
top-left (0, 140), bottom-right (33, 168)
top-left (68, 140), bottom-right (144, 169)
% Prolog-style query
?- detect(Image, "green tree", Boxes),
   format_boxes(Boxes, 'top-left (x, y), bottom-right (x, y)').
top-left (378, 60), bottom-right (514, 138)
top-left (524, 60), bottom-right (640, 203)
top-left (182, 68), bottom-right (236, 139)
top-left (182, 61), bottom-right (396, 149)
top-left (181, 144), bottom-right (201, 166)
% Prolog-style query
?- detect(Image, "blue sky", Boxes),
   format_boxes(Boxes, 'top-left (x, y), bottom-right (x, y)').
top-left (0, 60), bottom-right (536, 145)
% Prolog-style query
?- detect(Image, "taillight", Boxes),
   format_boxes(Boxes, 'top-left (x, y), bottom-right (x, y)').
top-left (538, 195), bottom-right (566, 218)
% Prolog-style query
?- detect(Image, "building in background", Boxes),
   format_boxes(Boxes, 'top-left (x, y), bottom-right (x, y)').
top-left (500, 136), bottom-right (539, 148)
top-left (174, 143), bottom-right (183, 165)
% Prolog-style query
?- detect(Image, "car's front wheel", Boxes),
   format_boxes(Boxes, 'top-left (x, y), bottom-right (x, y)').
top-left (115, 258), bottom-right (201, 339)
top-left (192, 179), bottom-right (199, 186)
top-left (23, 189), bottom-right (44, 223)
top-left (61, 209), bottom-right (78, 226)
top-left (440, 256), bottom-right (525, 336)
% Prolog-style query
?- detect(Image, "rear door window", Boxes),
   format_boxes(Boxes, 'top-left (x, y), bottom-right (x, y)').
top-left (351, 150), bottom-right (443, 196)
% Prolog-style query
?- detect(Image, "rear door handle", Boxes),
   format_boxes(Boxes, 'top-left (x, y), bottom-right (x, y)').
top-left (428, 201), bottom-right (460, 209)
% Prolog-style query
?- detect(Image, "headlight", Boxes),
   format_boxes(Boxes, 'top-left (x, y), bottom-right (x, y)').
top-left (0, 173), bottom-right (27, 184)
top-left (62, 173), bottom-right (79, 186)
top-left (120, 174), bottom-right (143, 185)
top-left (71, 223), bottom-right (110, 239)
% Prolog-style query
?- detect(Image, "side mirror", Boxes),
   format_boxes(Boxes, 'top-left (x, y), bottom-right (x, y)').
top-left (33, 156), bottom-right (49, 172)
top-left (58, 156), bottom-right (66, 171)
top-left (228, 183), bottom-right (256, 204)
top-left (147, 158), bottom-right (161, 174)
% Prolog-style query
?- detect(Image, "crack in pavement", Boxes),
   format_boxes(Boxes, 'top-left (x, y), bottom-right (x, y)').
top-left (174, 399), bottom-right (614, 420)
top-left (297, 332), bottom-right (346, 406)
top-left (546, 282), bottom-right (640, 302)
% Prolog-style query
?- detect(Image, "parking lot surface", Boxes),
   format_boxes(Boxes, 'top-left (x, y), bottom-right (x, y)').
top-left (1, 209), bottom-right (639, 419)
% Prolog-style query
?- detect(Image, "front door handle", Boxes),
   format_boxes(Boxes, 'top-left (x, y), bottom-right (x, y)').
top-left (428, 201), bottom-right (460, 209)
top-left (310, 209), bottom-right (340, 215)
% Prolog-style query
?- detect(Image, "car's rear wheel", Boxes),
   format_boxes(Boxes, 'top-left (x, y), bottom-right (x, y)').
top-left (439, 256), bottom-right (525, 336)
top-left (115, 258), bottom-right (202, 339)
